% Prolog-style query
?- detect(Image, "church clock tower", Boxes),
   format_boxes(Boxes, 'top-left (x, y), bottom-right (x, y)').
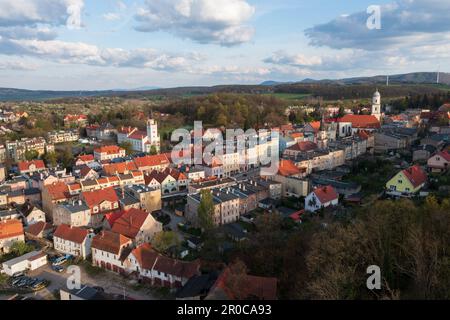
top-left (372, 89), bottom-right (382, 121)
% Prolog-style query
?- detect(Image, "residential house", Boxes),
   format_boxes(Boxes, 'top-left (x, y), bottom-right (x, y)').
top-left (268, 159), bottom-right (308, 198)
top-left (75, 155), bottom-right (95, 166)
top-left (0, 219), bottom-right (24, 253)
top-left (53, 200), bottom-right (91, 227)
top-left (186, 188), bottom-right (240, 226)
top-left (305, 185), bottom-right (339, 213)
top-left (386, 165), bottom-right (427, 197)
top-left (427, 150), bottom-right (450, 173)
top-left (93, 145), bottom-right (126, 162)
top-left (133, 154), bottom-right (171, 173)
top-left (81, 187), bottom-right (120, 228)
top-left (64, 114), bottom-right (88, 128)
top-left (53, 224), bottom-right (94, 259)
top-left (111, 208), bottom-right (162, 245)
top-left (41, 182), bottom-right (73, 220)
top-left (123, 185), bottom-right (162, 213)
top-left (25, 221), bottom-right (54, 240)
top-left (18, 160), bottom-right (46, 175)
top-left (91, 230), bottom-right (133, 274)
top-left (124, 243), bottom-right (200, 288)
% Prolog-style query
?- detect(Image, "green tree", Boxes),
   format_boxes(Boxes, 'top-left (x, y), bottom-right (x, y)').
top-left (153, 231), bottom-right (180, 252)
top-left (198, 190), bottom-right (215, 231)
top-left (43, 152), bottom-right (58, 168)
top-left (25, 150), bottom-right (39, 161)
top-left (150, 145), bottom-right (158, 155)
top-left (10, 241), bottom-right (34, 257)
top-left (119, 141), bottom-right (134, 155)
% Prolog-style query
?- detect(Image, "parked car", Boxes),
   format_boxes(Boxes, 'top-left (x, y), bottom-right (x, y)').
top-left (52, 265), bottom-right (64, 273)
top-left (12, 271), bottom-right (26, 278)
top-left (93, 286), bottom-right (105, 293)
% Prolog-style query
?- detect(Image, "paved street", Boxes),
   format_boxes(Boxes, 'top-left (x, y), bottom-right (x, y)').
top-left (1, 262), bottom-right (159, 300)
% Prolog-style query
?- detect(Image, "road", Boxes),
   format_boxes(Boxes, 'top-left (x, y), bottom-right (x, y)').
top-left (1, 262), bottom-right (159, 300)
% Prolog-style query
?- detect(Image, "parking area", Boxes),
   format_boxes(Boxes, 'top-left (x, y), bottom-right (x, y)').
top-left (1, 260), bottom-right (159, 300)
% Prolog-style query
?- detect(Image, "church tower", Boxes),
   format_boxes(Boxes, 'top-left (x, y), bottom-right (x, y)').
top-left (146, 118), bottom-right (160, 152)
top-left (372, 89), bottom-right (382, 121)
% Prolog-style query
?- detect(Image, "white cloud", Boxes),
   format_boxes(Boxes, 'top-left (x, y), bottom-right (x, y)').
top-left (0, 57), bottom-right (38, 70)
top-left (103, 13), bottom-right (121, 21)
top-left (134, 0), bottom-right (255, 46)
top-left (305, 0), bottom-right (450, 51)
top-left (0, 37), bottom-right (202, 71)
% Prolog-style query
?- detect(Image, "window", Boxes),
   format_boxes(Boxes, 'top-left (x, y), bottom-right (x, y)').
top-left (398, 180), bottom-right (402, 184)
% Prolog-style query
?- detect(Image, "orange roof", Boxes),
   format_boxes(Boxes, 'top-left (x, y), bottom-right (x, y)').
top-left (313, 185), bottom-right (339, 203)
top-left (82, 187), bottom-right (119, 209)
top-left (94, 145), bottom-right (124, 155)
top-left (402, 165), bottom-right (427, 188)
top-left (0, 219), bottom-right (24, 240)
top-left (64, 114), bottom-right (87, 121)
top-left (54, 224), bottom-right (89, 244)
top-left (134, 154), bottom-right (170, 169)
top-left (290, 132), bottom-right (304, 139)
top-left (338, 115), bottom-right (381, 129)
top-left (287, 141), bottom-right (318, 152)
top-left (111, 208), bottom-right (151, 239)
top-left (278, 159), bottom-right (301, 177)
top-left (103, 162), bottom-right (137, 175)
top-left (309, 121), bottom-right (321, 131)
top-left (77, 155), bottom-right (94, 163)
top-left (130, 243), bottom-right (158, 270)
top-left (91, 230), bottom-right (131, 255)
top-left (18, 160), bottom-right (46, 172)
top-left (45, 182), bottom-right (71, 201)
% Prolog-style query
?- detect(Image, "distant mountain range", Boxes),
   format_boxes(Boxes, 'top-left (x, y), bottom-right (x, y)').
top-left (0, 72), bottom-right (448, 101)
top-left (261, 72), bottom-right (450, 86)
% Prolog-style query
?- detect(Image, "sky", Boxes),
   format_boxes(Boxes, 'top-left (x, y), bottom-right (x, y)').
top-left (0, 0), bottom-right (449, 90)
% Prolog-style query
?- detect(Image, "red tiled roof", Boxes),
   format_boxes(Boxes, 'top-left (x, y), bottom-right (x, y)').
top-left (94, 145), bottom-right (124, 155)
top-left (54, 224), bottom-right (89, 244)
top-left (45, 182), bottom-right (71, 201)
top-left (436, 150), bottom-right (450, 162)
top-left (287, 141), bottom-right (318, 152)
top-left (0, 219), bottom-right (24, 240)
top-left (77, 155), bottom-right (94, 163)
top-left (91, 230), bottom-right (131, 255)
top-left (153, 254), bottom-right (200, 279)
top-left (104, 211), bottom-right (125, 227)
top-left (79, 165), bottom-right (94, 178)
top-left (358, 130), bottom-right (371, 140)
top-left (277, 159), bottom-right (301, 177)
top-left (289, 210), bottom-right (305, 221)
top-left (82, 187), bottom-right (119, 209)
top-left (338, 115), bottom-right (381, 129)
top-left (18, 160), bottom-right (46, 172)
top-left (64, 114), bottom-right (87, 121)
top-left (111, 208), bottom-right (150, 239)
top-left (308, 121), bottom-right (321, 132)
top-left (145, 170), bottom-right (170, 184)
top-left (130, 243), bottom-right (159, 270)
top-left (26, 221), bottom-right (53, 237)
top-left (290, 132), bottom-right (304, 139)
top-left (212, 267), bottom-right (277, 300)
top-left (134, 154), bottom-right (170, 169)
top-left (128, 130), bottom-right (147, 140)
top-left (313, 185), bottom-right (339, 204)
top-left (402, 165), bottom-right (427, 188)
top-left (103, 162), bottom-right (137, 175)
